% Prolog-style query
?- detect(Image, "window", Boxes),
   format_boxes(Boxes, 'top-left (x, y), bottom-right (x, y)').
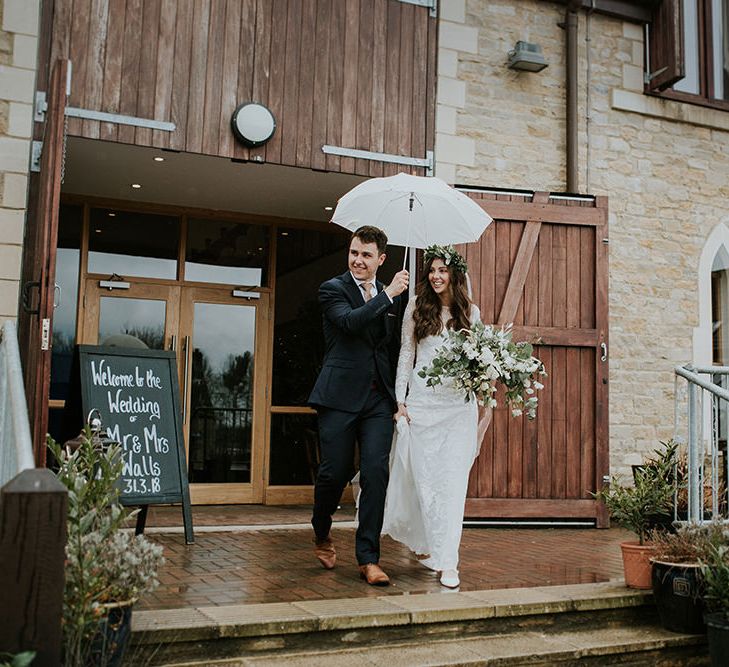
top-left (648, 0), bottom-right (729, 106)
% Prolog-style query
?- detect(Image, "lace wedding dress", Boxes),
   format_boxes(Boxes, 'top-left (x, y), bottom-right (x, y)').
top-left (382, 298), bottom-right (481, 571)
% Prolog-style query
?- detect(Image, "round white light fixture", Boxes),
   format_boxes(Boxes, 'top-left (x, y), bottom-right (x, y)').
top-left (131, 183), bottom-right (142, 189)
top-left (231, 102), bottom-right (276, 147)
top-left (324, 206), bottom-right (333, 211)
top-left (153, 156), bottom-right (165, 162)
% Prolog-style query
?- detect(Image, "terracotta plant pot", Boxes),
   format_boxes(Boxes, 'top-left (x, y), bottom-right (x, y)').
top-left (620, 541), bottom-right (654, 589)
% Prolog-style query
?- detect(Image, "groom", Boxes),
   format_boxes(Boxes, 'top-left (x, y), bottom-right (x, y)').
top-left (309, 225), bottom-right (409, 586)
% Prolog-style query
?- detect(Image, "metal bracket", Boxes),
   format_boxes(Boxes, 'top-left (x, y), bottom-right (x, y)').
top-left (34, 91), bottom-right (48, 122)
top-left (232, 289), bottom-right (261, 300)
top-left (30, 140), bottom-right (42, 172)
top-left (41, 318), bottom-right (51, 351)
top-left (644, 66), bottom-right (668, 85)
top-left (64, 107), bottom-right (176, 131)
top-left (397, 0), bottom-right (437, 17)
top-left (322, 145), bottom-right (434, 175)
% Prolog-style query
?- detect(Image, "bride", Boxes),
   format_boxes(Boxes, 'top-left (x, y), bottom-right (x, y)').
top-left (382, 245), bottom-right (482, 589)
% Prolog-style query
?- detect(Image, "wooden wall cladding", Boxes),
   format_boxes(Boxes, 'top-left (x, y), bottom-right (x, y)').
top-left (49, 0), bottom-right (436, 176)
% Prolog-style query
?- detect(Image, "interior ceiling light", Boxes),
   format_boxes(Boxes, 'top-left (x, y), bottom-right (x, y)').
top-left (153, 156), bottom-right (164, 162)
top-left (281, 231), bottom-right (289, 236)
top-left (108, 212), bottom-right (116, 217)
top-left (131, 183), bottom-right (142, 189)
top-left (324, 206), bottom-right (333, 211)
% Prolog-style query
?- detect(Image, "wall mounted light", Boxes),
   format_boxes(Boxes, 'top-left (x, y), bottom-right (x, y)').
top-left (507, 41), bottom-right (548, 72)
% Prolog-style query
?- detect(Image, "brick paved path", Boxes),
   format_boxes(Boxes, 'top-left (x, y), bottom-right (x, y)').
top-left (138, 506), bottom-right (630, 610)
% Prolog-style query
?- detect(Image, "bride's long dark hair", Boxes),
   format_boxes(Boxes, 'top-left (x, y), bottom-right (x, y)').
top-left (413, 257), bottom-right (471, 342)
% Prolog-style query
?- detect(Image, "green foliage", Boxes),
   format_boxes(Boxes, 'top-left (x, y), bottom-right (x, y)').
top-left (701, 543), bottom-right (729, 622)
top-left (0, 652), bottom-right (36, 667)
top-left (418, 321), bottom-right (546, 418)
top-left (48, 428), bottom-right (164, 666)
top-left (595, 441), bottom-right (678, 545)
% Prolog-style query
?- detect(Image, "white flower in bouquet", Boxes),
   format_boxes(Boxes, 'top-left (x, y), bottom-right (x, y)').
top-left (418, 321), bottom-right (547, 419)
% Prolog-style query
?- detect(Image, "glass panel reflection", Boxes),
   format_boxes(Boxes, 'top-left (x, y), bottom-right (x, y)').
top-left (185, 218), bottom-right (268, 286)
top-left (272, 228), bottom-right (401, 406)
top-left (51, 204), bottom-right (82, 402)
top-left (188, 303), bottom-right (256, 484)
top-left (269, 413), bottom-right (320, 485)
top-left (272, 228), bottom-right (349, 405)
top-left (98, 297), bottom-right (166, 349)
top-left (88, 208), bottom-right (179, 280)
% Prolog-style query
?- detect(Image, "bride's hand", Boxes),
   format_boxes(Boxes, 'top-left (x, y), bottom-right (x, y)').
top-left (394, 403), bottom-right (410, 423)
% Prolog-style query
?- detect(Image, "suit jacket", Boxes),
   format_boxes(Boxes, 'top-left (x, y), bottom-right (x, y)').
top-left (308, 271), bottom-right (404, 412)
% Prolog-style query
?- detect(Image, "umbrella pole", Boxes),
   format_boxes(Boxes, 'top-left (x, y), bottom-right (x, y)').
top-left (402, 245), bottom-right (409, 271)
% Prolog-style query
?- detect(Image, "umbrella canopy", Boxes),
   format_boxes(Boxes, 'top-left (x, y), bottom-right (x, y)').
top-left (330, 173), bottom-right (492, 249)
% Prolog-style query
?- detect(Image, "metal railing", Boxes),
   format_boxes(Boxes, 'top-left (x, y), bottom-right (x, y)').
top-left (0, 320), bottom-right (34, 487)
top-left (675, 364), bottom-right (729, 524)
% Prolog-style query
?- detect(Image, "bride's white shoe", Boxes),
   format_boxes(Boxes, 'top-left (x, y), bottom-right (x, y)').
top-left (439, 569), bottom-right (460, 588)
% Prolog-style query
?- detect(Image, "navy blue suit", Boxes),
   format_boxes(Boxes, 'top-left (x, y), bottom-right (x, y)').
top-left (309, 271), bottom-right (404, 565)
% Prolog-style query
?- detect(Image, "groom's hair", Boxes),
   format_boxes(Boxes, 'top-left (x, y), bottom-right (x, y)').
top-left (352, 225), bottom-right (388, 255)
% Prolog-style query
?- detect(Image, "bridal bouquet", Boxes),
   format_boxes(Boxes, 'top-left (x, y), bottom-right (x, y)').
top-left (418, 322), bottom-right (546, 418)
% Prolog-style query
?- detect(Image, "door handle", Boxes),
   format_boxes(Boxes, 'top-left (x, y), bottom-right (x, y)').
top-left (170, 334), bottom-right (177, 352)
top-left (182, 335), bottom-right (191, 424)
top-left (600, 342), bottom-right (608, 362)
top-left (53, 283), bottom-right (61, 308)
top-left (21, 281), bottom-right (40, 314)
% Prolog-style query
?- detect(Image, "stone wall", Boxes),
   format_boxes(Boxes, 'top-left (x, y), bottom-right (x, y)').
top-left (0, 0), bottom-right (39, 324)
top-left (435, 0), bottom-right (729, 476)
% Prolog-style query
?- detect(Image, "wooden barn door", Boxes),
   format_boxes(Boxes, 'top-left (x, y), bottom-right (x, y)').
top-left (461, 191), bottom-right (609, 526)
top-left (17, 59), bottom-right (68, 465)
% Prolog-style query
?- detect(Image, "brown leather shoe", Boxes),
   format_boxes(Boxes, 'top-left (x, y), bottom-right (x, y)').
top-left (359, 563), bottom-right (390, 586)
top-left (314, 537), bottom-right (336, 569)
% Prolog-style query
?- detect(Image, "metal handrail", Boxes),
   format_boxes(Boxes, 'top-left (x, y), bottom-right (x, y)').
top-left (0, 320), bottom-right (34, 487)
top-left (675, 364), bottom-right (729, 525)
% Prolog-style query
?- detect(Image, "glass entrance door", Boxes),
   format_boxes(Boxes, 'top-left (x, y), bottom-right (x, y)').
top-left (179, 288), bottom-right (267, 504)
top-left (83, 280), bottom-right (268, 504)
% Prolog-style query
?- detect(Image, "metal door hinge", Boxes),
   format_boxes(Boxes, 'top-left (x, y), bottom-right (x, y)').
top-left (41, 318), bottom-right (51, 351)
top-left (322, 146), bottom-right (434, 175)
top-left (31, 141), bottom-right (42, 172)
top-left (397, 0), bottom-right (437, 17)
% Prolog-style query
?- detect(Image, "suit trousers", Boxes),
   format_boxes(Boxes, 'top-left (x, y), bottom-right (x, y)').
top-left (312, 386), bottom-right (394, 565)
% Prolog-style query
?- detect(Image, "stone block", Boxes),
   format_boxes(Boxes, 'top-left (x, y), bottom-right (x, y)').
top-left (622, 64), bottom-right (643, 92)
top-left (437, 76), bottom-right (466, 108)
top-left (623, 22), bottom-right (643, 42)
top-left (0, 136), bottom-right (31, 171)
top-left (439, 21), bottom-right (478, 54)
top-left (12, 34), bottom-right (38, 69)
top-left (1, 172), bottom-right (28, 208)
top-left (0, 244), bottom-right (22, 280)
top-left (439, 0), bottom-right (465, 24)
top-left (435, 132), bottom-right (475, 166)
top-left (436, 103), bottom-right (457, 135)
top-left (0, 279), bottom-right (19, 319)
top-left (433, 161), bottom-right (456, 184)
top-left (2, 0), bottom-right (41, 36)
top-left (438, 48), bottom-right (459, 79)
top-left (0, 65), bottom-right (35, 103)
top-left (291, 597), bottom-right (409, 631)
top-left (0, 208), bottom-right (25, 244)
top-left (8, 101), bottom-right (33, 138)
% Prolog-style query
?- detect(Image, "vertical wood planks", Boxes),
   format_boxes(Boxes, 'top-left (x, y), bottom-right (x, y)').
top-left (51, 0), bottom-right (436, 174)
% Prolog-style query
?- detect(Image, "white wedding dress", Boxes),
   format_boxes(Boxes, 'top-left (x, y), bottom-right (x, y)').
top-left (382, 299), bottom-right (481, 571)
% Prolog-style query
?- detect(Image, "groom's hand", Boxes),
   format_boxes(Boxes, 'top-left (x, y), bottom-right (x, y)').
top-left (385, 270), bottom-right (409, 299)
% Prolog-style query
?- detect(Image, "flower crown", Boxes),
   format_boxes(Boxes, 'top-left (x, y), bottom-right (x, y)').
top-left (423, 245), bottom-right (468, 274)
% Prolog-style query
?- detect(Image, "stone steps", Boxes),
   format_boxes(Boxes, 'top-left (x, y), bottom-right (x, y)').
top-left (129, 582), bottom-right (708, 666)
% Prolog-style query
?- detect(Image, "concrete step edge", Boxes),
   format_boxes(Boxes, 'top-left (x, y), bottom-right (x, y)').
top-left (133, 580), bottom-right (652, 645)
top-left (150, 624), bottom-right (707, 666)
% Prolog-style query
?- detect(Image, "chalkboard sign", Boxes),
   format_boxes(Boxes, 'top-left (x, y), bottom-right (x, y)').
top-left (73, 345), bottom-right (194, 543)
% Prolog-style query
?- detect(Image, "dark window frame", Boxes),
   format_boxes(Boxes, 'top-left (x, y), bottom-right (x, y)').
top-left (648, 0), bottom-right (729, 112)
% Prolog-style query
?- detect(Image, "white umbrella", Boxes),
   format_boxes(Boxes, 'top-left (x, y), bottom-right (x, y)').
top-left (330, 173), bottom-right (492, 266)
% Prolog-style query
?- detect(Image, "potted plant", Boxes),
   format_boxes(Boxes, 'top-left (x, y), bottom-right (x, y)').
top-left (49, 427), bottom-right (164, 667)
top-left (595, 442), bottom-right (676, 589)
top-left (650, 523), bottom-right (725, 634)
top-left (700, 539), bottom-right (729, 667)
